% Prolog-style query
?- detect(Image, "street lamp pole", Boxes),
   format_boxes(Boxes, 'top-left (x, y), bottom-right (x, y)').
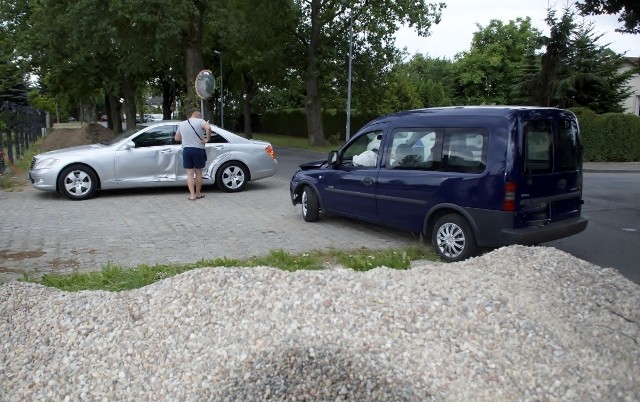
top-left (214, 50), bottom-right (224, 128)
top-left (345, 9), bottom-right (353, 141)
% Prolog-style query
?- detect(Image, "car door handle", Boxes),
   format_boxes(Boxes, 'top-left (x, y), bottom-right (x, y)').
top-left (362, 177), bottom-right (375, 186)
top-left (213, 145), bottom-right (225, 150)
top-left (159, 149), bottom-right (173, 154)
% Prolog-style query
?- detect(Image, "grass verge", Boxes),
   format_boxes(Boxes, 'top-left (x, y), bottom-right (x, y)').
top-left (23, 245), bottom-right (439, 292)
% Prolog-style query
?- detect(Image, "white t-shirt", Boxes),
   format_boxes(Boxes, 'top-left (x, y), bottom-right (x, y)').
top-left (353, 150), bottom-right (378, 167)
top-left (178, 118), bottom-right (206, 149)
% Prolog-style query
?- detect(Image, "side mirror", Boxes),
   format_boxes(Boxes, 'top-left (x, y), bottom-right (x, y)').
top-left (328, 150), bottom-right (339, 167)
top-left (123, 140), bottom-right (136, 149)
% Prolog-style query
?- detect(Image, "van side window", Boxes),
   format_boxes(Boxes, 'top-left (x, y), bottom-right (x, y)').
top-left (441, 128), bottom-right (488, 173)
top-left (341, 130), bottom-right (382, 167)
top-left (557, 120), bottom-right (580, 171)
top-left (523, 120), bottom-right (552, 174)
top-left (389, 129), bottom-right (443, 170)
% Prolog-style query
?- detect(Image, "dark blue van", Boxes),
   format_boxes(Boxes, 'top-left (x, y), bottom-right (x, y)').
top-left (289, 106), bottom-right (588, 262)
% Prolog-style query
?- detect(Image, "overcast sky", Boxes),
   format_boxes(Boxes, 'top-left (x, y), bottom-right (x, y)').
top-left (394, 0), bottom-right (640, 59)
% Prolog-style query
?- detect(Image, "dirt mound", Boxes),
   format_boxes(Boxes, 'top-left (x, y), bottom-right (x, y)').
top-left (39, 123), bottom-right (116, 153)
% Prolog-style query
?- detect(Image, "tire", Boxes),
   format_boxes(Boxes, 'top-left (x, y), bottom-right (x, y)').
top-left (57, 164), bottom-right (98, 201)
top-left (216, 161), bottom-right (248, 192)
top-left (431, 213), bottom-right (477, 262)
top-left (301, 186), bottom-right (319, 222)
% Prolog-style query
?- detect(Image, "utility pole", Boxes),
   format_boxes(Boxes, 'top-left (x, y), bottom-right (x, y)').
top-left (214, 50), bottom-right (224, 128)
top-left (346, 9), bottom-right (353, 140)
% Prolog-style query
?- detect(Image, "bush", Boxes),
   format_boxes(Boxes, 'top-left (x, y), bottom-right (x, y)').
top-left (260, 108), bottom-right (376, 142)
top-left (571, 108), bottom-right (640, 162)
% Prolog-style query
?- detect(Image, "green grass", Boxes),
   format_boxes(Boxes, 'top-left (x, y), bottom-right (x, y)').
top-left (23, 245), bottom-right (439, 292)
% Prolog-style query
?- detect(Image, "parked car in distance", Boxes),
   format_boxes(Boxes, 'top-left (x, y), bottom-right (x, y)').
top-left (29, 121), bottom-right (277, 200)
top-left (290, 106), bottom-right (588, 262)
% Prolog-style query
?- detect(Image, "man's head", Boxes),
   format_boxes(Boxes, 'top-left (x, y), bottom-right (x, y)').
top-left (191, 109), bottom-right (202, 119)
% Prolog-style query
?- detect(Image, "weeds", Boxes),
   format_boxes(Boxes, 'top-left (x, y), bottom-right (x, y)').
top-left (25, 246), bottom-right (439, 292)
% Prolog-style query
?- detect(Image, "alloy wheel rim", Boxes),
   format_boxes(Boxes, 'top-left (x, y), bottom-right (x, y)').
top-left (222, 166), bottom-right (245, 189)
top-left (64, 170), bottom-right (91, 196)
top-left (436, 222), bottom-right (465, 258)
top-left (302, 191), bottom-right (308, 216)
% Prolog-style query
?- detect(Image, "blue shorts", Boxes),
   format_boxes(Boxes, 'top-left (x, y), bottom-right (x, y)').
top-left (183, 147), bottom-right (207, 169)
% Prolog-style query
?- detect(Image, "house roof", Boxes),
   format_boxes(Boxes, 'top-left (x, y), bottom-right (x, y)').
top-left (624, 57), bottom-right (639, 66)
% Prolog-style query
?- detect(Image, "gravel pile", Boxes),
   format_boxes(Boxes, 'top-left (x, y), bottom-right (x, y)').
top-left (1, 245), bottom-right (638, 401)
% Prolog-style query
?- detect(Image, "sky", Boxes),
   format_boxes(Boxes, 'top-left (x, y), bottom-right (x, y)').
top-left (394, 0), bottom-right (640, 59)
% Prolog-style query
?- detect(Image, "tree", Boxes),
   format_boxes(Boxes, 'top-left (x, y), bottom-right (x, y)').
top-left (287, 0), bottom-right (445, 146)
top-left (214, 0), bottom-right (296, 136)
top-left (567, 22), bottom-right (634, 112)
top-left (516, 8), bottom-right (575, 107)
top-left (451, 18), bottom-right (542, 105)
top-left (402, 54), bottom-right (454, 107)
top-left (576, 0), bottom-right (640, 33)
top-left (516, 7), bottom-right (633, 112)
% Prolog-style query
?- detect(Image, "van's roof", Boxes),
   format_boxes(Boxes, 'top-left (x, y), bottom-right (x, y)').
top-left (363, 106), bottom-right (576, 129)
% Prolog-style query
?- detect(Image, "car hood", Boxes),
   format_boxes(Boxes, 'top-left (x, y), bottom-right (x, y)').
top-left (38, 143), bottom-right (106, 157)
top-left (298, 160), bottom-right (326, 170)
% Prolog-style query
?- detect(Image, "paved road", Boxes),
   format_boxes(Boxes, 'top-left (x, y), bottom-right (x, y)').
top-left (0, 164), bottom-right (418, 283)
top-left (2, 150), bottom-right (638, 285)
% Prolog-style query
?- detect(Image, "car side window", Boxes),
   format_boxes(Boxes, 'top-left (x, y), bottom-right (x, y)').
top-left (133, 126), bottom-right (177, 147)
top-left (389, 128), bottom-right (443, 170)
top-left (209, 132), bottom-right (229, 143)
top-left (440, 128), bottom-right (488, 173)
top-left (341, 131), bottom-right (382, 166)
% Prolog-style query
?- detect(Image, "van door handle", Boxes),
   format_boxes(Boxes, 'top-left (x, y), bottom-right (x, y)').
top-left (362, 177), bottom-right (374, 186)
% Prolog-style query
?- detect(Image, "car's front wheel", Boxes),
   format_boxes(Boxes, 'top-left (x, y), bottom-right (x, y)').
top-left (432, 213), bottom-right (477, 262)
top-left (57, 164), bottom-right (98, 201)
top-left (216, 162), bottom-right (248, 192)
top-left (301, 186), bottom-right (319, 222)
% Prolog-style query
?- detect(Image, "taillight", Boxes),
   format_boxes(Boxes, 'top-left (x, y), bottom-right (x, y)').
top-left (265, 145), bottom-right (276, 159)
top-left (503, 181), bottom-right (516, 211)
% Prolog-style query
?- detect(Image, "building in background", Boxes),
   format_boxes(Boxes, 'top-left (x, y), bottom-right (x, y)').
top-left (621, 57), bottom-right (640, 115)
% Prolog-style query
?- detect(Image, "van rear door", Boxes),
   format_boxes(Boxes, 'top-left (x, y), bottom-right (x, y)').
top-left (514, 114), bottom-right (584, 228)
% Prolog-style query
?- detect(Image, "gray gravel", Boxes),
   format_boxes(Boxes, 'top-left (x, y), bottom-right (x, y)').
top-left (1, 245), bottom-right (639, 401)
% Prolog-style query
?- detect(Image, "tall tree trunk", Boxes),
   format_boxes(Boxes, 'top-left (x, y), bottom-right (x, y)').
top-left (183, 2), bottom-right (206, 111)
top-left (305, 0), bottom-right (325, 147)
top-left (123, 75), bottom-right (137, 130)
top-left (161, 78), bottom-right (175, 120)
top-left (107, 93), bottom-right (123, 133)
top-left (242, 71), bottom-right (255, 139)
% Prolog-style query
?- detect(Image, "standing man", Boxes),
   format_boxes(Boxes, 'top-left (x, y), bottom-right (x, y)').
top-left (175, 109), bottom-right (211, 200)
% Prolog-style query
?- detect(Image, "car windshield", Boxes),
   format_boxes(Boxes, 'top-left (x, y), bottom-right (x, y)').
top-left (101, 125), bottom-right (145, 145)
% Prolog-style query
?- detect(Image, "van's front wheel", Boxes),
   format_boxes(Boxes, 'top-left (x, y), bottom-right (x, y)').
top-left (432, 214), bottom-right (477, 262)
top-left (301, 186), bottom-right (319, 222)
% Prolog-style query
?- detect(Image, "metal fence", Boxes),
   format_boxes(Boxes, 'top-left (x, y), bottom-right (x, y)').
top-left (0, 101), bottom-right (48, 174)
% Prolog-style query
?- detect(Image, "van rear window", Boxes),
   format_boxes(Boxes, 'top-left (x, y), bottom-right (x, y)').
top-left (557, 120), bottom-right (581, 171)
top-left (523, 119), bottom-right (581, 173)
top-left (523, 120), bottom-right (552, 174)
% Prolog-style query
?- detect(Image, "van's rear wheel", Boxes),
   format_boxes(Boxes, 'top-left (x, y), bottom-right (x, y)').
top-left (432, 214), bottom-right (477, 262)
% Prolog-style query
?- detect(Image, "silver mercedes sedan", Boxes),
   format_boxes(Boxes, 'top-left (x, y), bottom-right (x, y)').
top-left (29, 121), bottom-right (278, 200)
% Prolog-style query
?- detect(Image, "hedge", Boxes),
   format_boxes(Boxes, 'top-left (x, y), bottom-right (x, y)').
top-left (260, 107), bottom-right (640, 162)
top-left (571, 107), bottom-right (640, 162)
top-left (260, 108), bottom-right (376, 143)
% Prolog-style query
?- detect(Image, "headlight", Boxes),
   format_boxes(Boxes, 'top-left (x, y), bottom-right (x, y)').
top-left (33, 158), bottom-right (59, 169)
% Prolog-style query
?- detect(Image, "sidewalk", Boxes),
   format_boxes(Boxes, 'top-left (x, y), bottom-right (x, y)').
top-left (583, 162), bottom-right (640, 173)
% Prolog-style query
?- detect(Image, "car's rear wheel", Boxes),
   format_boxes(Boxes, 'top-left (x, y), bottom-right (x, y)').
top-left (57, 164), bottom-right (98, 201)
top-left (432, 213), bottom-right (477, 262)
top-left (216, 162), bottom-right (248, 192)
top-left (301, 186), bottom-right (319, 222)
